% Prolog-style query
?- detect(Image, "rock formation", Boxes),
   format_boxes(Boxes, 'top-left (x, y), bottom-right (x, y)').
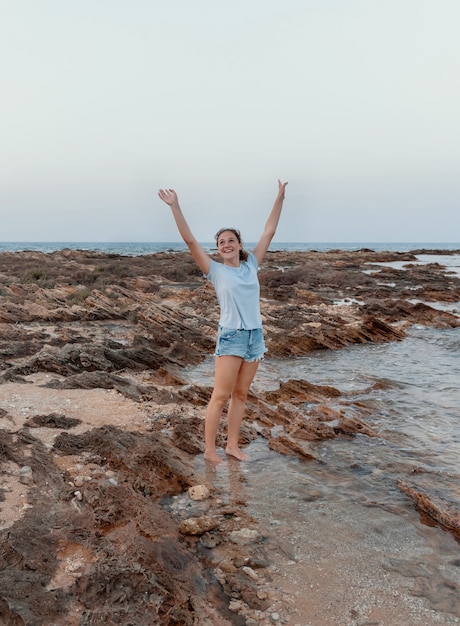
top-left (0, 248), bottom-right (459, 624)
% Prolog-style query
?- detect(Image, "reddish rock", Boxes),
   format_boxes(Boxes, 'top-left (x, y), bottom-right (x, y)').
top-left (397, 480), bottom-right (460, 539)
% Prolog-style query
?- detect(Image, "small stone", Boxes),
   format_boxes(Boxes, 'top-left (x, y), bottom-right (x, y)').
top-left (199, 532), bottom-right (218, 549)
top-left (248, 555), bottom-right (270, 569)
top-left (74, 490), bottom-right (83, 501)
top-left (229, 528), bottom-right (261, 546)
top-left (232, 555), bottom-right (246, 568)
top-left (220, 559), bottom-right (237, 573)
top-left (228, 599), bottom-right (244, 612)
top-left (271, 612), bottom-right (280, 622)
top-left (218, 505), bottom-right (239, 516)
top-left (215, 568), bottom-right (226, 585)
top-left (242, 566), bottom-right (259, 580)
top-left (19, 466), bottom-right (34, 485)
top-left (188, 485), bottom-right (210, 501)
top-left (179, 515), bottom-right (220, 536)
top-left (74, 476), bottom-right (85, 487)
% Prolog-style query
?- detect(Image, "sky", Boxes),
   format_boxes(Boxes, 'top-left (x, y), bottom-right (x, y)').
top-left (1, 0), bottom-right (459, 243)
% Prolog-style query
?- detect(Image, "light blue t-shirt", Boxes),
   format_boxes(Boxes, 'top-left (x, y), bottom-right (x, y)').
top-left (205, 252), bottom-right (262, 330)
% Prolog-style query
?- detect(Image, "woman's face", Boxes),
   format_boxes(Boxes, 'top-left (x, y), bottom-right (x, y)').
top-left (216, 230), bottom-right (242, 262)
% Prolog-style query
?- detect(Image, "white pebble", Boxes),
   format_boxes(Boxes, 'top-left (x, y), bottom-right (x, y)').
top-left (188, 485), bottom-right (210, 500)
top-left (242, 566), bottom-right (259, 580)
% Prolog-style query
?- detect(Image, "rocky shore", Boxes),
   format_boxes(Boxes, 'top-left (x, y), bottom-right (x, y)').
top-left (1, 248), bottom-right (459, 625)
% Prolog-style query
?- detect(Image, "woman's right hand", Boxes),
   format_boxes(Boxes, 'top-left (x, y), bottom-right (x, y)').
top-left (158, 188), bottom-right (210, 274)
top-left (158, 188), bottom-right (179, 207)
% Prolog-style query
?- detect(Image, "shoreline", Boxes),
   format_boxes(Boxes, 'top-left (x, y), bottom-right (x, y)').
top-left (1, 242), bottom-right (460, 256)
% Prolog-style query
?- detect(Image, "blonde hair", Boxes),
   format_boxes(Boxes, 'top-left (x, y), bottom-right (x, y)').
top-left (214, 228), bottom-right (249, 261)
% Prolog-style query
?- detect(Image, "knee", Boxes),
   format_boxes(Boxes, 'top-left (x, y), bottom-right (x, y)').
top-left (231, 386), bottom-right (248, 403)
top-left (210, 390), bottom-right (230, 410)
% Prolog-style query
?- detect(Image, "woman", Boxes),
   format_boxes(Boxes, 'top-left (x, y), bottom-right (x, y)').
top-left (158, 180), bottom-right (288, 463)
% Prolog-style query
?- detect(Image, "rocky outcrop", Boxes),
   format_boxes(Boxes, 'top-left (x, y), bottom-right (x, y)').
top-left (397, 478), bottom-right (460, 539)
top-left (1, 248), bottom-right (459, 625)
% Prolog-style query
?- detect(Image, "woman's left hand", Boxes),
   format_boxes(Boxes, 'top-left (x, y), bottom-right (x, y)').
top-left (278, 179), bottom-right (288, 197)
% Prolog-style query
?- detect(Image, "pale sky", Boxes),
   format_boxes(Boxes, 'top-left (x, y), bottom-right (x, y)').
top-left (1, 0), bottom-right (459, 243)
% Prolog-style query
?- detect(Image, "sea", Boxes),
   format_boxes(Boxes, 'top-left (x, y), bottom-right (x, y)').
top-left (3, 241), bottom-right (460, 623)
top-left (1, 241), bottom-right (460, 255)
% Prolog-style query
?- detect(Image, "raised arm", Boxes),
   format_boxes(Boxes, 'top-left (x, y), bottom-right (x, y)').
top-left (253, 180), bottom-right (288, 265)
top-left (158, 188), bottom-right (210, 275)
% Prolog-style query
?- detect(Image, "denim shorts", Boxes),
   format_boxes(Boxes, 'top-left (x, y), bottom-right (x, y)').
top-left (214, 326), bottom-right (267, 362)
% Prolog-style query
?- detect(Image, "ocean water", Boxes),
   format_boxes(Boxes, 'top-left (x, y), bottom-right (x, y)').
top-left (1, 241), bottom-right (460, 255)
top-left (189, 326), bottom-right (460, 623)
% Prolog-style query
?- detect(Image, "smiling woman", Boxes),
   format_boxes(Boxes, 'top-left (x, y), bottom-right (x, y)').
top-left (158, 180), bottom-right (288, 463)
top-left (215, 228), bottom-right (248, 261)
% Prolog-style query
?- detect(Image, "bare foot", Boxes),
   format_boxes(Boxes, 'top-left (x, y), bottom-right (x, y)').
top-left (225, 447), bottom-right (249, 461)
top-left (204, 450), bottom-right (223, 464)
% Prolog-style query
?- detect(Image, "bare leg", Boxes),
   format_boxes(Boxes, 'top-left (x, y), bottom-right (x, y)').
top-left (204, 356), bottom-right (243, 463)
top-left (226, 360), bottom-right (260, 461)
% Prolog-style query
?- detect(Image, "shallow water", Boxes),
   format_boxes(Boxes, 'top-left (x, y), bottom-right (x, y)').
top-left (199, 443), bottom-right (460, 624)
top-left (188, 326), bottom-right (460, 623)
top-left (365, 253), bottom-right (460, 278)
top-left (263, 327), bottom-right (460, 476)
top-left (187, 326), bottom-right (460, 477)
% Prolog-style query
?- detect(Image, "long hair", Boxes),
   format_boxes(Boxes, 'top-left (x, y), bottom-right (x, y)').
top-left (214, 228), bottom-right (249, 262)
